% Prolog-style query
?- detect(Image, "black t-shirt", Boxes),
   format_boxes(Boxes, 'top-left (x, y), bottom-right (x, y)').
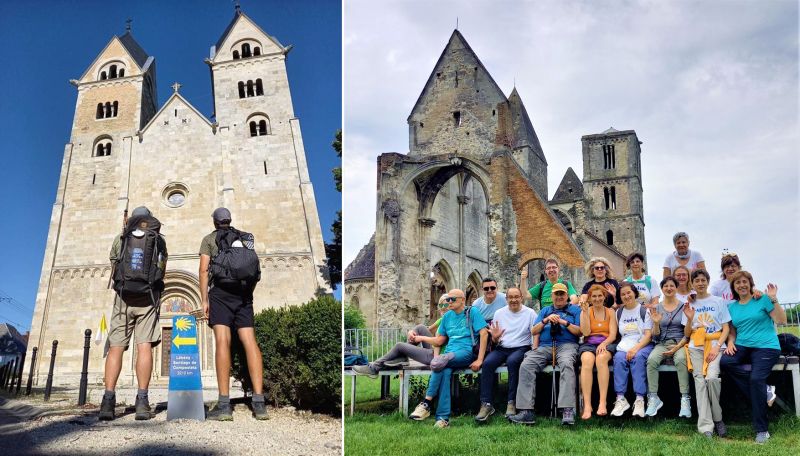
top-left (582, 278), bottom-right (621, 308)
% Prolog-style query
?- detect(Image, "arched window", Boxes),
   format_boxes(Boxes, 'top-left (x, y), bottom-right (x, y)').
top-left (249, 121), bottom-right (258, 137)
top-left (610, 186), bottom-right (617, 210)
top-left (94, 137), bottom-right (112, 157)
top-left (118, 68), bottom-right (124, 77)
top-left (233, 50), bottom-right (240, 60)
top-left (104, 102), bottom-right (112, 118)
top-left (96, 144), bottom-right (105, 156)
top-left (258, 120), bottom-right (267, 136)
top-left (246, 114), bottom-right (271, 138)
top-left (238, 81), bottom-right (245, 99)
top-left (105, 143), bottom-right (112, 155)
top-left (603, 187), bottom-right (610, 210)
top-left (246, 80), bottom-right (254, 97)
top-left (96, 103), bottom-right (104, 119)
top-left (112, 101), bottom-right (118, 117)
top-left (255, 79), bottom-right (264, 96)
top-left (100, 71), bottom-right (107, 80)
top-left (242, 43), bottom-right (251, 58)
top-left (253, 46), bottom-right (261, 56)
top-left (606, 230), bottom-right (614, 245)
top-left (109, 65), bottom-right (117, 79)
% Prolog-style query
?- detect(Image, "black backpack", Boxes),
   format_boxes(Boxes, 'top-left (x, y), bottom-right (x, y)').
top-left (210, 227), bottom-right (261, 288)
top-left (113, 215), bottom-right (166, 305)
top-left (778, 333), bottom-right (800, 357)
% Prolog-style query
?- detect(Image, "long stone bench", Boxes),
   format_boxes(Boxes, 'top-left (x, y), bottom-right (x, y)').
top-left (344, 355), bottom-right (800, 417)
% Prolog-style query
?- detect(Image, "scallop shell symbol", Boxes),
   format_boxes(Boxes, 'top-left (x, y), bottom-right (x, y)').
top-left (175, 317), bottom-right (193, 332)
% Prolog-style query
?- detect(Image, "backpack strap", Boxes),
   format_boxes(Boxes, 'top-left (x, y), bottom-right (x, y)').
top-left (537, 281), bottom-right (547, 302)
top-left (644, 275), bottom-right (652, 293)
top-left (466, 306), bottom-right (476, 346)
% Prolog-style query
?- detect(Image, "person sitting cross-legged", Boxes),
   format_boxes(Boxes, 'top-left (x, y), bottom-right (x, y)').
top-left (353, 294), bottom-right (451, 377)
top-left (474, 287), bottom-right (537, 422)
top-left (408, 289), bottom-right (488, 428)
top-left (508, 283), bottom-right (581, 426)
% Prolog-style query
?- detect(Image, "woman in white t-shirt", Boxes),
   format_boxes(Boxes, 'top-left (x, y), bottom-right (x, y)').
top-left (610, 282), bottom-right (654, 418)
top-left (681, 269), bottom-right (730, 438)
top-left (662, 232), bottom-right (706, 278)
top-left (624, 252), bottom-right (661, 308)
top-left (708, 252), bottom-right (763, 302)
top-left (673, 265), bottom-right (694, 303)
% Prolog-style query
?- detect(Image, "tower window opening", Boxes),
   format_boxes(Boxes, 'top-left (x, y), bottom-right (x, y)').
top-left (118, 68), bottom-right (124, 77)
top-left (174, 109), bottom-right (178, 117)
top-left (604, 187), bottom-right (610, 210)
top-left (263, 161), bottom-right (268, 175)
top-left (100, 71), bottom-right (107, 80)
top-left (96, 103), bottom-right (104, 119)
top-left (104, 102), bottom-right (112, 118)
top-left (238, 81), bottom-right (245, 98)
top-left (610, 186), bottom-right (617, 210)
top-left (112, 101), bottom-right (118, 117)
top-left (453, 111), bottom-right (461, 127)
top-left (249, 121), bottom-right (258, 137)
top-left (109, 65), bottom-right (117, 79)
top-left (258, 120), bottom-right (267, 136)
top-left (254, 47), bottom-right (261, 56)
top-left (255, 79), bottom-right (264, 96)
top-left (233, 50), bottom-right (240, 59)
top-left (246, 80), bottom-right (254, 97)
top-left (606, 229), bottom-right (614, 245)
top-left (242, 43), bottom-right (251, 58)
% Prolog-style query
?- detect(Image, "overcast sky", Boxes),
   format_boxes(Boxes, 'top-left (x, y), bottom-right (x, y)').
top-left (343, 0), bottom-right (799, 302)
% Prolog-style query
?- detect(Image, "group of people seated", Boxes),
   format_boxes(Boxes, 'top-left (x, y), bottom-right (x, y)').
top-left (353, 232), bottom-right (788, 444)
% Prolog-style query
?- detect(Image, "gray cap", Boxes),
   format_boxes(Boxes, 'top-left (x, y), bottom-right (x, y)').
top-left (131, 206), bottom-right (151, 217)
top-left (212, 207), bottom-right (232, 222)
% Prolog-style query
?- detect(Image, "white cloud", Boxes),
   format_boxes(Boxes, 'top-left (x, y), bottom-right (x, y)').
top-left (343, 0), bottom-right (800, 301)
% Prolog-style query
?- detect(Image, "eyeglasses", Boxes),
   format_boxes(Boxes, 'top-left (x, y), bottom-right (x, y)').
top-left (593, 266), bottom-right (606, 271)
top-left (444, 297), bottom-right (459, 303)
top-left (483, 286), bottom-right (497, 291)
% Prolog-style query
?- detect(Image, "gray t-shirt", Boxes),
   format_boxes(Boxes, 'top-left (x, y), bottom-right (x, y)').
top-left (654, 303), bottom-right (685, 342)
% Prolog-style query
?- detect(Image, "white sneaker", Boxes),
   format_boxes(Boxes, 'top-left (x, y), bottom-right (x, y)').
top-left (610, 397), bottom-right (630, 417)
top-left (766, 385), bottom-right (777, 407)
top-left (409, 402), bottom-right (430, 421)
top-left (632, 398), bottom-right (646, 417)
top-left (679, 396), bottom-right (692, 418)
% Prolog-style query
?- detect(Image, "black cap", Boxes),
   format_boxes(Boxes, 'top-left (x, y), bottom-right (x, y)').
top-left (212, 207), bottom-right (231, 222)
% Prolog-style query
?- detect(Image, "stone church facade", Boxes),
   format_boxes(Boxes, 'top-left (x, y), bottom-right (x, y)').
top-left (27, 10), bottom-right (330, 386)
top-left (345, 31), bottom-right (646, 329)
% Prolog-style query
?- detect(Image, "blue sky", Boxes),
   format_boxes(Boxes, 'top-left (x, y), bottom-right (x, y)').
top-left (0, 0), bottom-right (342, 332)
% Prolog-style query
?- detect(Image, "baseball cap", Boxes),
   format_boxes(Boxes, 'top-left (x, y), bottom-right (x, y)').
top-left (551, 283), bottom-right (568, 294)
top-left (212, 207), bottom-right (231, 222)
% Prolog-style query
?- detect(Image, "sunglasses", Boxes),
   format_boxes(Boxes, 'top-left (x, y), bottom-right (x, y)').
top-left (593, 266), bottom-right (606, 271)
top-left (444, 296), bottom-right (459, 303)
top-left (438, 301), bottom-right (450, 308)
top-left (483, 286), bottom-right (497, 291)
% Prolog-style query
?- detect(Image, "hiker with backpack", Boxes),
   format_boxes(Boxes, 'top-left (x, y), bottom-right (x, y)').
top-left (721, 272), bottom-right (786, 444)
top-left (521, 258), bottom-right (579, 311)
top-left (100, 206), bottom-right (167, 421)
top-left (623, 252), bottom-right (661, 309)
top-left (199, 208), bottom-right (267, 421)
top-left (610, 281), bottom-right (654, 418)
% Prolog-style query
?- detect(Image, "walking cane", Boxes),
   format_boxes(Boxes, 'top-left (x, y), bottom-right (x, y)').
top-left (550, 321), bottom-right (560, 418)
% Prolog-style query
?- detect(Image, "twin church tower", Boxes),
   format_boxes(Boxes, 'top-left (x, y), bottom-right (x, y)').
top-left (28, 9), bottom-right (329, 385)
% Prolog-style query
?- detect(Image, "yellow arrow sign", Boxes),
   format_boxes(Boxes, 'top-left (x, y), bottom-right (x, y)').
top-left (173, 335), bottom-right (197, 348)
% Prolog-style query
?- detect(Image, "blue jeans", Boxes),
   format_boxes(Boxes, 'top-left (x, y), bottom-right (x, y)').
top-left (613, 344), bottom-right (654, 397)
top-left (425, 349), bottom-right (475, 420)
top-left (480, 345), bottom-right (529, 404)
top-left (720, 345), bottom-right (780, 433)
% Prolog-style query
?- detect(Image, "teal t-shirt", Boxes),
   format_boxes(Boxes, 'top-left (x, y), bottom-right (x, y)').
top-left (728, 295), bottom-right (780, 350)
top-left (437, 306), bottom-right (487, 355)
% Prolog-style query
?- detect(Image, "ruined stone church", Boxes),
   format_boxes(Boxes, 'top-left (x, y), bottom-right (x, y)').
top-left (27, 9), bottom-right (330, 386)
top-left (345, 30), bottom-right (646, 328)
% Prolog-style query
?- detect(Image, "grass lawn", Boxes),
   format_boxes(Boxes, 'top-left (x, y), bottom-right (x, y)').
top-left (344, 375), bottom-right (800, 456)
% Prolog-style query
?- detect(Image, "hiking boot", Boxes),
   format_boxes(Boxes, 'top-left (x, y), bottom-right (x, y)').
top-left (383, 357), bottom-right (410, 368)
top-left (679, 396), bottom-right (692, 418)
top-left (645, 395), bottom-right (663, 417)
top-left (714, 420), bottom-right (727, 438)
top-left (433, 418), bottom-right (449, 429)
top-left (208, 402), bottom-right (233, 421)
top-left (766, 385), bottom-right (777, 407)
top-left (561, 407), bottom-right (575, 425)
top-left (632, 398), bottom-right (645, 418)
top-left (755, 431), bottom-right (770, 444)
top-left (409, 402), bottom-right (430, 421)
top-left (252, 401), bottom-right (269, 420)
top-left (505, 402), bottom-right (516, 417)
top-left (508, 409), bottom-right (536, 425)
top-left (610, 397), bottom-right (630, 417)
top-left (352, 364), bottom-right (378, 378)
top-left (474, 402), bottom-right (495, 422)
top-left (99, 395), bottom-right (115, 421)
top-left (134, 396), bottom-right (153, 420)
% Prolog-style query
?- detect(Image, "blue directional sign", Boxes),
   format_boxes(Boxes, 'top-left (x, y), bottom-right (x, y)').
top-left (167, 315), bottom-right (204, 421)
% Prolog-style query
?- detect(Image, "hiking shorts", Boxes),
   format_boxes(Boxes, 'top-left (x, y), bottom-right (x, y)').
top-left (108, 294), bottom-right (161, 349)
top-left (208, 285), bottom-right (255, 329)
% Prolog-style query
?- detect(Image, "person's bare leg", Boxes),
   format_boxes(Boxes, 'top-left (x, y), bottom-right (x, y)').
top-left (596, 351), bottom-right (612, 416)
top-left (580, 352), bottom-right (595, 419)
top-left (213, 325), bottom-right (232, 396)
top-left (104, 346), bottom-right (125, 391)
top-left (237, 327), bottom-right (264, 395)
top-left (135, 342), bottom-right (153, 390)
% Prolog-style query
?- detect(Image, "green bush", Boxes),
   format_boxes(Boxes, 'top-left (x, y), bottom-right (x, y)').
top-left (344, 302), bottom-right (365, 330)
top-left (231, 295), bottom-right (342, 415)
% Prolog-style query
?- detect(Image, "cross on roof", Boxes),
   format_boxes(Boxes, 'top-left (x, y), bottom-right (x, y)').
top-left (172, 82), bottom-right (182, 93)
top-left (126, 18), bottom-right (132, 32)
top-left (234, 0), bottom-right (241, 12)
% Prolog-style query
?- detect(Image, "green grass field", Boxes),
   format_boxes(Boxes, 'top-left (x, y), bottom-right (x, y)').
top-left (344, 375), bottom-right (800, 456)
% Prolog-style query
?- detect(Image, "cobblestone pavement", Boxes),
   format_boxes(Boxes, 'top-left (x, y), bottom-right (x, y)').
top-left (0, 388), bottom-right (342, 456)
